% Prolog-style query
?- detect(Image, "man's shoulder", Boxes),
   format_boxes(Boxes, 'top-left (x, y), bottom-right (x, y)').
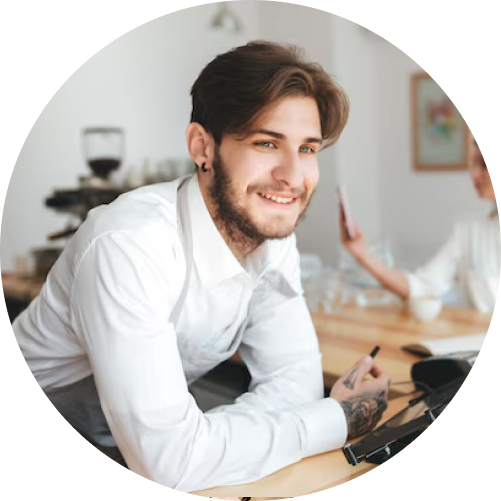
top-left (63, 180), bottom-right (189, 284)
top-left (82, 179), bottom-right (183, 240)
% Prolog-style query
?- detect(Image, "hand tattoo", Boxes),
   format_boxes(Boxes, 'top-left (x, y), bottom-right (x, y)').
top-left (342, 368), bottom-right (359, 390)
top-left (340, 391), bottom-right (388, 439)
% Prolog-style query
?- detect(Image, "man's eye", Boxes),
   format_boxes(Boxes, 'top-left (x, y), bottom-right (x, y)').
top-left (300, 145), bottom-right (315, 154)
top-left (256, 141), bottom-right (275, 149)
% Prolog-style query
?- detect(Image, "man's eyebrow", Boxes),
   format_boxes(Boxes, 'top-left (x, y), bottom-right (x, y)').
top-left (254, 128), bottom-right (323, 144)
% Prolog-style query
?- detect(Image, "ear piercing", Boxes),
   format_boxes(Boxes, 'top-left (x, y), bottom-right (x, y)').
top-left (200, 162), bottom-right (208, 172)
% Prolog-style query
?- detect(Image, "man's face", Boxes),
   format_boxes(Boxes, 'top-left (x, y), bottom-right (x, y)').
top-left (209, 96), bottom-right (322, 245)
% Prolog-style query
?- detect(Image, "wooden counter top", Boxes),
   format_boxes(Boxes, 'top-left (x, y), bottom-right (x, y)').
top-left (192, 395), bottom-right (416, 497)
top-left (312, 303), bottom-right (490, 387)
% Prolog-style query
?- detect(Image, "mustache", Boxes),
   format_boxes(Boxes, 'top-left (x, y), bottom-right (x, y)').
top-left (249, 183), bottom-right (306, 197)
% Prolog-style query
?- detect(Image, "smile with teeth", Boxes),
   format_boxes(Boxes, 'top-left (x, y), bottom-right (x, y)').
top-left (258, 192), bottom-right (295, 204)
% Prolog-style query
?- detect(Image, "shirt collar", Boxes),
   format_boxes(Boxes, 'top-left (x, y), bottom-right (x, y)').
top-left (186, 174), bottom-right (246, 286)
top-left (184, 174), bottom-right (300, 290)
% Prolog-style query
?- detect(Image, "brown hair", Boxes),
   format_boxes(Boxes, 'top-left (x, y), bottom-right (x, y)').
top-left (190, 40), bottom-right (349, 149)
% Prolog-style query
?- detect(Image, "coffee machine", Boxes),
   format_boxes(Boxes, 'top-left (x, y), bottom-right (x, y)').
top-left (45, 127), bottom-right (126, 240)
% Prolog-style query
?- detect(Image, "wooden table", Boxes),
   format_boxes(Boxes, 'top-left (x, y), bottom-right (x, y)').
top-left (312, 304), bottom-right (490, 388)
top-left (191, 394), bottom-right (417, 497)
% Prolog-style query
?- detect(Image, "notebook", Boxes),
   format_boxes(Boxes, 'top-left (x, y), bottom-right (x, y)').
top-left (402, 333), bottom-right (486, 356)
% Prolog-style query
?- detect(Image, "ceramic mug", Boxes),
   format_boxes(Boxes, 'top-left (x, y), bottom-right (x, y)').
top-left (409, 295), bottom-right (442, 322)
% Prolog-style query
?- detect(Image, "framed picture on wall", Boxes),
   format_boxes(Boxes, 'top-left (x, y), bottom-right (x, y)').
top-left (411, 72), bottom-right (469, 171)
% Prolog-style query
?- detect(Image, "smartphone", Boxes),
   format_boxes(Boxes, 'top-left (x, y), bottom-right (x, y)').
top-left (337, 184), bottom-right (355, 239)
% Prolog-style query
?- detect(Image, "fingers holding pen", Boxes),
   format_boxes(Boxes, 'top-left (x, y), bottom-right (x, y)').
top-left (337, 354), bottom-right (388, 390)
top-left (351, 352), bottom-right (388, 381)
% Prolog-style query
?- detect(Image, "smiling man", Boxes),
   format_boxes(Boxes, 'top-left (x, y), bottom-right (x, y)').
top-left (191, 95), bottom-right (320, 257)
top-left (14, 41), bottom-right (390, 491)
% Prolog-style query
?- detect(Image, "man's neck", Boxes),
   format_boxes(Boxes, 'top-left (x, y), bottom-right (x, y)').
top-left (213, 219), bottom-right (261, 262)
top-left (199, 181), bottom-right (262, 261)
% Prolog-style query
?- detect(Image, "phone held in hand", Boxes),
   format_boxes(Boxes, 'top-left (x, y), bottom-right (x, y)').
top-left (337, 184), bottom-right (355, 239)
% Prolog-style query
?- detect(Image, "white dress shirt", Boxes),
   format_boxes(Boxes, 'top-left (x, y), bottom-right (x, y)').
top-left (13, 174), bottom-right (347, 491)
top-left (407, 215), bottom-right (500, 312)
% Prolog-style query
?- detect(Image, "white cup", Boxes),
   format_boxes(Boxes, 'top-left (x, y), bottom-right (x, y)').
top-left (409, 296), bottom-right (443, 322)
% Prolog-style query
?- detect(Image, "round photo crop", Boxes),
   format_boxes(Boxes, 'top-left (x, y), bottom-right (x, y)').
top-left (1, 1), bottom-right (498, 500)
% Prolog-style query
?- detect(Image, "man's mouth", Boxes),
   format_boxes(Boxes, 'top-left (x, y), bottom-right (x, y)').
top-left (257, 192), bottom-right (297, 204)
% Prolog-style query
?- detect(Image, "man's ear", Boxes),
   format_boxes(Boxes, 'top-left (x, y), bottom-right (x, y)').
top-left (186, 122), bottom-right (215, 169)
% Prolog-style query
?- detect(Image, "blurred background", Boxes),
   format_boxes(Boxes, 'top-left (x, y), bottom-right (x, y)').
top-left (0, 1), bottom-right (490, 311)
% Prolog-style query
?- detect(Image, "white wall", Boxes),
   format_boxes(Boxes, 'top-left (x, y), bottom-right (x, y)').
top-left (330, 15), bottom-right (383, 250)
top-left (1, 1), bottom-right (489, 273)
top-left (329, 14), bottom-right (491, 270)
top-left (374, 38), bottom-right (489, 268)
top-left (1, 2), bottom-right (260, 270)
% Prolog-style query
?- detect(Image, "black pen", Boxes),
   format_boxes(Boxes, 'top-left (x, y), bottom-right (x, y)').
top-left (370, 345), bottom-right (380, 358)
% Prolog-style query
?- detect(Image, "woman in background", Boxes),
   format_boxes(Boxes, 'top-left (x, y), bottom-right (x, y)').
top-left (340, 140), bottom-right (499, 313)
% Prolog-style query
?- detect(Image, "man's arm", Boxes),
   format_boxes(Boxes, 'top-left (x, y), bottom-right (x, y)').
top-left (210, 236), bottom-right (329, 414)
top-left (219, 294), bottom-right (326, 413)
top-left (207, 285), bottom-right (359, 469)
top-left (214, 237), bottom-right (389, 440)
top-left (216, 287), bottom-right (389, 441)
top-left (70, 230), bottom-right (346, 491)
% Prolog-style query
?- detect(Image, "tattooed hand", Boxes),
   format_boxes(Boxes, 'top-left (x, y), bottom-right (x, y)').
top-left (340, 392), bottom-right (388, 438)
top-left (330, 355), bottom-right (390, 439)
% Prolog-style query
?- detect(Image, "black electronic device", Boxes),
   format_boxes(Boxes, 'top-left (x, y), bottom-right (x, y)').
top-left (411, 352), bottom-right (477, 390)
top-left (343, 376), bottom-right (465, 466)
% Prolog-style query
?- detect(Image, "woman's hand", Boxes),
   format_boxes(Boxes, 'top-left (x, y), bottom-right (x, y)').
top-left (339, 202), bottom-right (368, 260)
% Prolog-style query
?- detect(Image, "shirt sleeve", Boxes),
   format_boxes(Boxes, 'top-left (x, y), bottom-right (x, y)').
top-left (209, 240), bottom-right (348, 456)
top-left (69, 229), bottom-right (345, 492)
top-left (406, 222), bottom-right (463, 299)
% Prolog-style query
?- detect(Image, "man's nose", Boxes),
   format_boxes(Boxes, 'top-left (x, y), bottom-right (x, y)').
top-left (272, 151), bottom-right (304, 188)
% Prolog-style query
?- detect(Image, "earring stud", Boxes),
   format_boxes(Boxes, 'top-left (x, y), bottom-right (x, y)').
top-left (200, 162), bottom-right (208, 172)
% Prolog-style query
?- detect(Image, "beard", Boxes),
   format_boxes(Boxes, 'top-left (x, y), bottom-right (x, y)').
top-left (208, 147), bottom-right (314, 252)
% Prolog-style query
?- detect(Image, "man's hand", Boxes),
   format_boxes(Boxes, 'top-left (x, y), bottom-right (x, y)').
top-left (330, 355), bottom-right (390, 440)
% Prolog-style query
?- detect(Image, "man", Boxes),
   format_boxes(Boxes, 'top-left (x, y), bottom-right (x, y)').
top-left (14, 41), bottom-right (390, 491)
